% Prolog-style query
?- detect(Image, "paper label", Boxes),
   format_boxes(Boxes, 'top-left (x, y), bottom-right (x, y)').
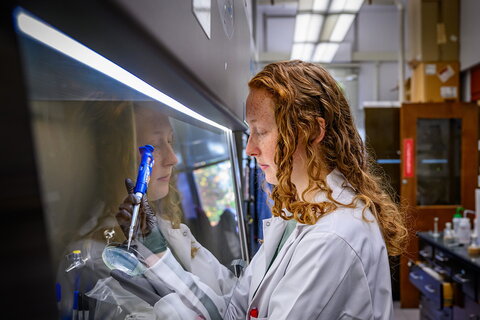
top-left (440, 86), bottom-right (458, 98)
top-left (425, 64), bottom-right (436, 75)
top-left (438, 65), bottom-right (455, 83)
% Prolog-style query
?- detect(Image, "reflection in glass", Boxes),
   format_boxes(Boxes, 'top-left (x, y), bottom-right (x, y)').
top-left (193, 161), bottom-right (240, 266)
top-left (102, 244), bottom-right (147, 276)
top-left (194, 161), bottom-right (236, 226)
top-left (416, 118), bottom-right (462, 206)
top-left (16, 14), bottom-right (242, 318)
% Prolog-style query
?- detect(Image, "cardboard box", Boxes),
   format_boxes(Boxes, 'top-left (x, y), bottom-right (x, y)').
top-left (411, 61), bottom-right (460, 102)
top-left (407, 0), bottom-right (459, 62)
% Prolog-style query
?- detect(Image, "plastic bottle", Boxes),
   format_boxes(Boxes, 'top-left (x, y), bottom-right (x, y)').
top-left (473, 216), bottom-right (480, 246)
top-left (453, 207), bottom-right (464, 239)
top-left (457, 218), bottom-right (471, 245)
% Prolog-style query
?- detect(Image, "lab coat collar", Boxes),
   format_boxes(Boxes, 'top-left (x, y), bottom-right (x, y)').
top-left (262, 217), bottom-right (288, 267)
top-left (319, 168), bottom-right (356, 201)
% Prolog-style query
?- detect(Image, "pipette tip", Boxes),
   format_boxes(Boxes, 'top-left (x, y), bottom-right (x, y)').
top-left (127, 228), bottom-right (134, 250)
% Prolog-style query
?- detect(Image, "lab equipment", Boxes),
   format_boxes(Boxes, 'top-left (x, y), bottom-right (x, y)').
top-left (102, 243), bottom-right (147, 276)
top-left (473, 216), bottom-right (480, 247)
top-left (104, 228), bottom-right (115, 245)
top-left (467, 191), bottom-right (480, 255)
top-left (65, 250), bottom-right (88, 272)
top-left (127, 144), bottom-right (155, 250)
top-left (468, 234), bottom-right (480, 256)
top-left (452, 207), bottom-right (463, 239)
top-left (432, 217), bottom-right (440, 238)
top-left (443, 222), bottom-right (455, 244)
top-left (115, 178), bottom-right (168, 255)
top-left (457, 217), bottom-right (471, 245)
top-left (462, 209), bottom-right (476, 246)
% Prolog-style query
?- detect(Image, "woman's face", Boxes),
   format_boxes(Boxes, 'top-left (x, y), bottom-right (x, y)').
top-left (245, 88), bottom-right (309, 191)
top-left (135, 108), bottom-right (178, 201)
top-left (245, 88), bottom-right (279, 184)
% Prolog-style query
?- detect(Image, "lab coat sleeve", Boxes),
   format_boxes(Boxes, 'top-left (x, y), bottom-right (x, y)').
top-left (152, 293), bottom-right (201, 320)
top-left (144, 248), bottom-right (232, 320)
top-left (267, 232), bottom-right (373, 320)
top-left (188, 233), bottom-right (238, 297)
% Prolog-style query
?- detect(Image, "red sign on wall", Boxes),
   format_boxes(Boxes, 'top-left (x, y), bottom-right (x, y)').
top-left (403, 138), bottom-right (414, 178)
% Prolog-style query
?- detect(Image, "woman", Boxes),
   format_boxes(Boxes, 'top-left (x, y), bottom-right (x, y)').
top-left (57, 103), bottom-right (236, 319)
top-left (114, 60), bottom-right (407, 320)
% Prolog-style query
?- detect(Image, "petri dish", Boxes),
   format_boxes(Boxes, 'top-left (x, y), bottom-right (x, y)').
top-left (102, 243), bottom-right (147, 276)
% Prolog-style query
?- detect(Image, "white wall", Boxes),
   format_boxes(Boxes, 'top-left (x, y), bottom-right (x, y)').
top-left (460, 0), bottom-right (480, 70)
top-left (355, 3), bottom-right (403, 104)
top-left (266, 16), bottom-right (295, 52)
top-left (256, 3), bottom-right (296, 54)
top-left (357, 5), bottom-right (400, 52)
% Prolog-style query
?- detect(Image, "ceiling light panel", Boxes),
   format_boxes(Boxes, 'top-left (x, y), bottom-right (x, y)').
top-left (302, 43), bottom-right (315, 61)
top-left (344, 0), bottom-right (364, 11)
top-left (319, 14), bottom-right (337, 41)
top-left (294, 13), bottom-right (323, 42)
top-left (329, 0), bottom-right (346, 12)
top-left (291, 43), bottom-right (304, 59)
top-left (329, 14), bottom-right (355, 42)
top-left (312, 0), bottom-right (329, 11)
top-left (330, 0), bottom-right (364, 13)
top-left (312, 42), bottom-right (339, 63)
top-left (294, 13), bottom-right (310, 42)
top-left (306, 14), bottom-right (323, 42)
top-left (291, 43), bottom-right (315, 61)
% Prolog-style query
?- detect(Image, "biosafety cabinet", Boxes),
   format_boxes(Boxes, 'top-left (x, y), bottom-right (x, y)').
top-left (2, 1), bottom-right (254, 318)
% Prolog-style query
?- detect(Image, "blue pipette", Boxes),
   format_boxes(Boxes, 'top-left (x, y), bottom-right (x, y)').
top-left (127, 145), bottom-right (155, 250)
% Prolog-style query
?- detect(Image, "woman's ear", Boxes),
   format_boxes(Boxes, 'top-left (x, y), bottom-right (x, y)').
top-left (312, 117), bottom-right (325, 144)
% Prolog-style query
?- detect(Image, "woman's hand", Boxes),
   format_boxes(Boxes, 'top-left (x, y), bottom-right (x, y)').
top-left (116, 178), bottom-right (168, 254)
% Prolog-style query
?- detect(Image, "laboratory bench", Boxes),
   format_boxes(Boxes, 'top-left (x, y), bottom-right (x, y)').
top-left (409, 232), bottom-right (480, 319)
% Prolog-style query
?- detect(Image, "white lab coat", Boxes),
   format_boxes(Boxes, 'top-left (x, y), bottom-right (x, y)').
top-left (145, 169), bottom-right (393, 320)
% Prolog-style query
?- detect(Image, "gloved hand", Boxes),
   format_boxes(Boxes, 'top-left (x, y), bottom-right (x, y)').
top-left (111, 269), bottom-right (172, 306)
top-left (116, 178), bottom-right (168, 254)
